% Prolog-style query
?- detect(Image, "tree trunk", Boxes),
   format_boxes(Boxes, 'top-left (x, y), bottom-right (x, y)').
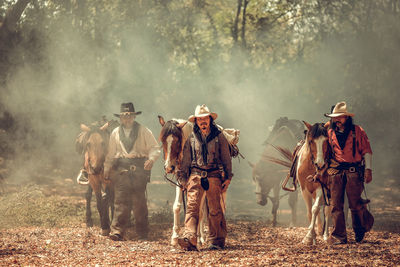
top-left (0, 0), bottom-right (32, 36)
top-left (232, 0), bottom-right (243, 44)
top-left (241, 0), bottom-right (249, 48)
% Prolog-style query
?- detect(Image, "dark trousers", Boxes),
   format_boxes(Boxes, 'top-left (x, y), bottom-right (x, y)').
top-left (110, 166), bottom-right (149, 238)
top-left (329, 170), bottom-right (368, 242)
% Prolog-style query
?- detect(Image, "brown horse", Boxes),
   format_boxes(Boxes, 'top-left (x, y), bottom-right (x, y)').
top-left (78, 122), bottom-right (114, 236)
top-left (249, 118), bottom-right (304, 226)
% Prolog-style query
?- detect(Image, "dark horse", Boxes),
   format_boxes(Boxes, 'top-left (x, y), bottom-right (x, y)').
top-left (77, 122), bottom-right (115, 236)
top-left (249, 117), bottom-right (305, 226)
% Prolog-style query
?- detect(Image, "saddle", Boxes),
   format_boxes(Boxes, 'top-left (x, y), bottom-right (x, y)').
top-left (281, 140), bottom-right (304, 192)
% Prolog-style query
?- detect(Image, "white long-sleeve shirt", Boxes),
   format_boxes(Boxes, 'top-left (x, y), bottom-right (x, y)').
top-left (104, 124), bottom-right (161, 173)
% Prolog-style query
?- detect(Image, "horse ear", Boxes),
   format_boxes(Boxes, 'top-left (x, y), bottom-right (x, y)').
top-left (80, 124), bottom-right (91, 132)
top-left (302, 121), bottom-right (312, 131)
top-left (247, 161), bottom-right (255, 168)
top-left (324, 121), bottom-right (330, 129)
top-left (100, 122), bottom-right (109, 131)
top-left (158, 115), bottom-right (165, 126)
top-left (176, 121), bottom-right (188, 129)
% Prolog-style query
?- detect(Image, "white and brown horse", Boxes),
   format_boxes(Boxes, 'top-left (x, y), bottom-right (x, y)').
top-left (291, 121), bottom-right (331, 244)
top-left (78, 122), bottom-right (114, 236)
top-left (158, 116), bottom-right (227, 246)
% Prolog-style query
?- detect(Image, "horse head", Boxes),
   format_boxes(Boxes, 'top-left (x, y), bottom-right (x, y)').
top-left (158, 116), bottom-right (188, 174)
top-left (249, 161), bottom-right (274, 206)
top-left (81, 122), bottom-right (110, 175)
top-left (303, 121), bottom-right (330, 172)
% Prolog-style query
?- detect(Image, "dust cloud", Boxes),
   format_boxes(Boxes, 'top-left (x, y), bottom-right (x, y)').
top-left (0, 1), bottom-right (399, 225)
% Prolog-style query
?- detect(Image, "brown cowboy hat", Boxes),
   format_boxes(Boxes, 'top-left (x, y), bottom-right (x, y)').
top-left (114, 102), bottom-right (142, 118)
top-left (188, 104), bottom-right (218, 123)
top-left (324, 101), bottom-right (355, 118)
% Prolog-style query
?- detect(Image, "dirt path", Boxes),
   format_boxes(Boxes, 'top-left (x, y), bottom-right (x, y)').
top-left (1, 222), bottom-right (399, 266)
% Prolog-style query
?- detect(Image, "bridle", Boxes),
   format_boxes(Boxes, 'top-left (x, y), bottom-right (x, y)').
top-left (307, 132), bottom-right (330, 173)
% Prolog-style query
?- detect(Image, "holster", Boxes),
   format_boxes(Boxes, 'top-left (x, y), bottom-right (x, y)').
top-left (190, 166), bottom-right (221, 191)
top-left (113, 157), bottom-right (151, 182)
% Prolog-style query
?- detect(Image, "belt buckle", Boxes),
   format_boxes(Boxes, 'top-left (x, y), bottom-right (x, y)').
top-left (130, 165), bottom-right (137, 172)
top-left (200, 171), bottom-right (208, 178)
top-left (349, 167), bottom-right (356, 173)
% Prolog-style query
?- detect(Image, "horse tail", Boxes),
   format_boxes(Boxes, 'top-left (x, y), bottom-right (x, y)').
top-left (262, 155), bottom-right (291, 168)
top-left (261, 144), bottom-right (293, 168)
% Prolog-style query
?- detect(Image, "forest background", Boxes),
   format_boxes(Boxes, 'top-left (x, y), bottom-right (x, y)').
top-left (0, 0), bottom-right (399, 227)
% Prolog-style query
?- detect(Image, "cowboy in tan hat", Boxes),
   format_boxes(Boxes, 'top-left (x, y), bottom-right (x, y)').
top-left (325, 101), bottom-right (373, 244)
top-left (177, 104), bottom-right (233, 251)
top-left (104, 102), bottom-right (161, 241)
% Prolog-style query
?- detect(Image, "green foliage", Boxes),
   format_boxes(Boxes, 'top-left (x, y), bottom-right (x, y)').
top-left (0, 183), bottom-right (85, 228)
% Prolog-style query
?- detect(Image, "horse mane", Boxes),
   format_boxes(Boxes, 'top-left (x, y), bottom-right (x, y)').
top-left (160, 120), bottom-right (183, 142)
top-left (308, 123), bottom-right (327, 139)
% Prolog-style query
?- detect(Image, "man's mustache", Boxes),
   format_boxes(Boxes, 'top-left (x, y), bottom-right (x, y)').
top-left (200, 122), bottom-right (208, 126)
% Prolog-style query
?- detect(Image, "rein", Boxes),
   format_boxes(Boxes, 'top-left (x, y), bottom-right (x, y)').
top-left (163, 172), bottom-right (186, 215)
top-left (306, 133), bottom-right (331, 206)
top-left (163, 172), bottom-right (183, 189)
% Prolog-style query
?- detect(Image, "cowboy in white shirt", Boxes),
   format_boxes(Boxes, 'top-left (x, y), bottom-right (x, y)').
top-left (105, 102), bottom-right (160, 241)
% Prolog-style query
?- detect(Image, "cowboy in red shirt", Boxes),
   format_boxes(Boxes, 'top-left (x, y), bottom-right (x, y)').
top-left (325, 101), bottom-right (373, 244)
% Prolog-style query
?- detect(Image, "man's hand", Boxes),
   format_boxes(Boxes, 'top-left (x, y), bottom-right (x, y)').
top-left (364, 169), bottom-right (372, 184)
top-left (144, 159), bottom-right (154, 170)
top-left (222, 179), bottom-right (231, 192)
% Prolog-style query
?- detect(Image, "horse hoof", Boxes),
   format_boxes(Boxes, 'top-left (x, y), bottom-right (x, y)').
top-left (302, 236), bottom-right (314, 245)
top-left (198, 237), bottom-right (205, 246)
top-left (171, 237), bottom-right (178, 246)
top-left (325, 235), bottom-right (333, 243)
top-left (101, 228), bottom-right (110, 236)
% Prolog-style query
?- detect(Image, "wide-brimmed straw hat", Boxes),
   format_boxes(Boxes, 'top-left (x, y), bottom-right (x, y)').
top-left (324, 101), bottom-right (354, 118)
top-left (188, 104), bottom-right (218, 123)
top-left (114, 102), bottom-right (142, 118)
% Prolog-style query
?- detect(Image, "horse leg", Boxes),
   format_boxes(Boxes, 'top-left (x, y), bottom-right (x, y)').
top-left (171, 186), bottom-right (182, 246)
top-left (303, 188), bottom-right (323, 245)
top-left (288, 190), bottom-right (298, 227)
top-left (271, 185), bottom-right (280, 227)
top-left (85, 185), bottom-right (93, 227)
top-left (301, 189), bottom-right (313, 223)
top-left (101, 185), bottom-right (111, 236)
top-left (323, 204), bottom-right (331, 241)
top-left (198, 192), bottom-right (207, 246)
top-left (108, 185), bottom-right (115, 221)
top-left (94, 188), bottom-right (110, 236)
